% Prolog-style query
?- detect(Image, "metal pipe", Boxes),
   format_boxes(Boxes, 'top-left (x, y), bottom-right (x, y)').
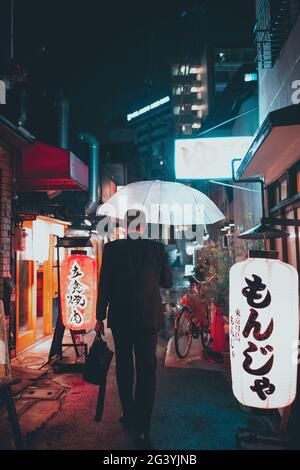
top-left (78, 132), bottom-right (100, 215)
top-left (231, 158), bottom-right (266, 218)
top-left (58, 98), bottom-right (69, 149)
top-left (208, 179), bottom-right (260, 193)
top-left (10, 0), bottom-right (14, 60)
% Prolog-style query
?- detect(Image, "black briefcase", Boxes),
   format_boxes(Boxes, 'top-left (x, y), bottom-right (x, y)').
top-left (83, 333), bottom-right (114, 385)
top-left (83, 334), bottom-right (114, 421)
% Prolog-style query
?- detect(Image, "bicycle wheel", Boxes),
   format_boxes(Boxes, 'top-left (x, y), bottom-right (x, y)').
top-left (175, 307), bottom-right (193, 358)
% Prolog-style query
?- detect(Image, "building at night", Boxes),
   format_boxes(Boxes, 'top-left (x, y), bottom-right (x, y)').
top-left (0, 113), bottom-right (89, 355)
top-left (0, 117), bottom-right (35, 355)
top-left (171, 47), bottom-right (255, 137)
top-left (171, 60), bottom-right (203, 137)
top-left (173, 50), bottom-right (259, 249)
top-left (232, 0), bottom-right (300, 436)
top-left (213, 47), bottom-right (255, 109)
top-left (101, 126), bottom-right (137, 185)
top-left (235, 0), bottom-right (300, 274)
top-left (126, 96), bottom-right (175, 181)
top-left (200, 59), bottom-right (259, 246)
top-left (0, 90), bottom-right (116, 355)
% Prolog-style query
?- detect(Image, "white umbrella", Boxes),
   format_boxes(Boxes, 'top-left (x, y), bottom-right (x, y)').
top-left (97, 180), bottom-right (224, 225)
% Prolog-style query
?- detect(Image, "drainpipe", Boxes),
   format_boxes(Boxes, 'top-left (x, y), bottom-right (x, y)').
top-left (231, 158), bottom-right (265, 218)
top-left (58, 97), bottom-right (69, 149)
top-left (78, 132), bottom-right (100, 215)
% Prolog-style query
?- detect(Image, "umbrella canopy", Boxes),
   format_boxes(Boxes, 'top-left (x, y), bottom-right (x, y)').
top-left (97, 180), bottom-right (224, 225)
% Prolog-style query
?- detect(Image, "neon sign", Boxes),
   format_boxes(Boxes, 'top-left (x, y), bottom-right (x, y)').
top-left (127, 96), bottom-right (170, 121)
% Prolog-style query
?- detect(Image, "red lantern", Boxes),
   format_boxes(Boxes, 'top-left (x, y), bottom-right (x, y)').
top-left (60, 251), bottom-right (97, 331)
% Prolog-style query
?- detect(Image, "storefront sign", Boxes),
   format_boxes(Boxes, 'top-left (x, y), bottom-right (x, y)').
top-left (175, 136), bottom-right (253, 180)
top-left (60, 253), bottom-right (97, 331)
top-left (229, 256), bottom-right (299, 408)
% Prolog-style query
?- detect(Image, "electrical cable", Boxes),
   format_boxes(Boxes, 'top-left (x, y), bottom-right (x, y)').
top-left (194, 106), bottom-right (259, 138)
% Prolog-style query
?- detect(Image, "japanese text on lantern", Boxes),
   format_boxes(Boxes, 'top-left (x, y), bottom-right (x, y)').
top-left (66, 261), bottom-right (88, 327)
top-left (230, 308), bottom-right (241, 358)
top-left (242, 274), bottom-right (275, 401)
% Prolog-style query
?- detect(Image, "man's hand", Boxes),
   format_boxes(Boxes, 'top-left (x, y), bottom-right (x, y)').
top-left (95, 320), bottom-right (105, 336)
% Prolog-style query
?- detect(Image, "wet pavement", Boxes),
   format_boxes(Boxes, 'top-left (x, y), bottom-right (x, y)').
top-left (0, 327), bottom-right (276, 451)
top-left (0, 264), bottom-right (290, 450)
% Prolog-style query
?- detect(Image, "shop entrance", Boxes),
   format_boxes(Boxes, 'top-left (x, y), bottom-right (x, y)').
top-left (16, 217), bottom-right (68, 353)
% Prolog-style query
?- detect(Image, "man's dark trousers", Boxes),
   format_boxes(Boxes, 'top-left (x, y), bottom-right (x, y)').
top-left (112, 327), bottom-right (157, 434)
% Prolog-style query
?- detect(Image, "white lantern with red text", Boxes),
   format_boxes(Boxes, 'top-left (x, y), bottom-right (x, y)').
top-left (229, 252), bottom-right (299, 409)
top-left (60, 251), bottom-right (97, 331)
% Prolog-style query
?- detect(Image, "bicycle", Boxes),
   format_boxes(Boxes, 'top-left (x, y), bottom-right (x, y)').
top-left (174, 274), bottom-right (217, 359)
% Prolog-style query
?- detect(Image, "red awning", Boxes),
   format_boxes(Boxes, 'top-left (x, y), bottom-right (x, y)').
top-left (18, 142), bottom-right (88, 191)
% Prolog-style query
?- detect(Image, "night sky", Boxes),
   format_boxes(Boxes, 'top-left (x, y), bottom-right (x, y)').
top-left (1, 0), bottom-right (256, 137)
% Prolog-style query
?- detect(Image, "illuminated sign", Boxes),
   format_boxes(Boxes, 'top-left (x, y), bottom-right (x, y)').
top-left (175, 136), bottom-right (253, 180)
top-left (127, 96), bottom-right (170, 121)
top-left (229, 255), bottom-right (299, 408)
top-left (60, 253), bottom-right (97, 331)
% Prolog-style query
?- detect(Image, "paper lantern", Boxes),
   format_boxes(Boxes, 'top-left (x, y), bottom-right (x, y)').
top-left (60, 252), bottom-right (97, 331)
top-left (229, 253), bottom-right (299, 409)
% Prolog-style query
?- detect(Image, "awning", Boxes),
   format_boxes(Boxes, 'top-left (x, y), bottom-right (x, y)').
top-left (18, 142), bottom-right (88, 191)
top-left (0, 115), bottom-right (35, 148)
top-left (237, 104), bottom-right (300, 184)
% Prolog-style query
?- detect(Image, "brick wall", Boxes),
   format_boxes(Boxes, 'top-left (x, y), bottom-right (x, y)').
top-left (0, 143), bottom-right (12, 300)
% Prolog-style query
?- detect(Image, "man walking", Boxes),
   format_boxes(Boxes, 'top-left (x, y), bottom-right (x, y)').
top-left (95, 211), bottom-right (173, 449)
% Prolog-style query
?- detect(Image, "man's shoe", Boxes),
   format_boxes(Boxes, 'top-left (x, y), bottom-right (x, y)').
top-left (135, 433), bottom-right (154, 450)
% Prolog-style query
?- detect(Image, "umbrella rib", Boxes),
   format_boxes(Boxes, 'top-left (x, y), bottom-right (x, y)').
top-left (158, 180), bottom-right (162, 225)
top-left (142, 181), bottom-right (155, 208)
top-left (189, 186), bottom-right (204, 225)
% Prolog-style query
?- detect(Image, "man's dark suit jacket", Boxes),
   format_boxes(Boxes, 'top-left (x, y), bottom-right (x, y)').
top-left (96, 237), bottom-right (173, 331)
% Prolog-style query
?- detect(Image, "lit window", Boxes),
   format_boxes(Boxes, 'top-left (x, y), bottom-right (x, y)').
top-left (192, 122), bottom-right (201, 129)
top-left (180, 65), bottom-right (189, 75)
top-left (296, 171), bottom-right (300, 192)
top-left (280, 179), bottom-right (287, 200)
top-left (244, 73), bottom-right (258, 82)
top-left (173, 107), bottom-right (180, 115)
top-left (191, 86), bottom-right (201, 93)
top-left (191, 104), bottom-right (201, 111)
top-left (190, 67), bottom-right (202, 74)
top-left (175, 86), bottom-right (183, 95)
